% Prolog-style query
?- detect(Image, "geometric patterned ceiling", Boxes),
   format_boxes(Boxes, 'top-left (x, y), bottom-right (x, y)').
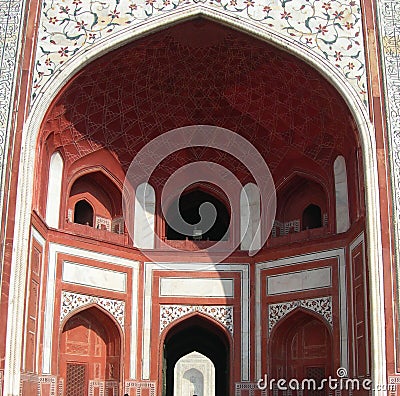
top-left (41, 18), bottom-right (358, 186)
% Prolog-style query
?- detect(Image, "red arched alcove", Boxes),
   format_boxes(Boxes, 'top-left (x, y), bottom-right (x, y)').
top-left (269, 309), bottom-right (333, 396)
top-left (59, 306), bottom-right (122, 396)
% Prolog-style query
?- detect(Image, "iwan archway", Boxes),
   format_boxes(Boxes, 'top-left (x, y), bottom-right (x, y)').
top-left (163, 315), bottom-right (230, 396)
top-left (3, 9), bottom-right (385, 396)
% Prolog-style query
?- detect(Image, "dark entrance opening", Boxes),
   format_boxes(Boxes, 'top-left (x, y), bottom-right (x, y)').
top-left (163, 315), bottom-right (230, 396)
top-left (166, 189), bottom-right (230, 241)
top-left (74, 199), bottom-right (94, 226)
top-left (302, 204), bottom-right (322, 230)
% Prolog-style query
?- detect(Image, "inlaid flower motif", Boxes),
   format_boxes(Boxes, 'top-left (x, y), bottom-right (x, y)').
top-left (345, 21), bottom-right (354, 30)
top-left (58, 47), bottom-right (69, 57)
top-left (322, 2), bottom-right (331, 11)
top-left (316, 24), bottom-right (328, 35)
top-left (75, 21), bottom-right (87, 31)
top-left (333, 10), bottom-right (344, 19)
top-left (109, 9), bottom-right (120, 18)
top-left (335, 51), bottom-right (343, 61)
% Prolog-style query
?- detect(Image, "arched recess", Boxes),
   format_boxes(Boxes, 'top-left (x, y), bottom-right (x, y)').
top-left (269, 309), bottom-right (333, 394)
top-left (5, 9), bottom-right (386, 396)
top-left (67, 170), bottom-right (123, 232)
top-left (73, 199), bottom-right (94, 226)
top-left (161, 314), bottom-right (231, 396)
top-left (59, 306), bottom-right (122, 396)
top-left (274, 173), bottom-right (329, 236)
top-left (45, 151), bottom-right (64, 228)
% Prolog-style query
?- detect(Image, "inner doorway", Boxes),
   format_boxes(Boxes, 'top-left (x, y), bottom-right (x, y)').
top-left (174, 351), bottom-right (215, 396)
top-left (163, 315), bottom-right (230, 396)
top-left (59, 306), bottom-right (121, 396)
top-left (270, 309), bottom-right (332, 396)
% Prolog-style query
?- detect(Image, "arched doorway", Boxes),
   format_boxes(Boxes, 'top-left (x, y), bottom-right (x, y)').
top-left (59, 306), bottom-right (122, 396)
top-left (163, 315), bottom-right (230, 396)
top-left (270, 309), bottom-right (332, 396)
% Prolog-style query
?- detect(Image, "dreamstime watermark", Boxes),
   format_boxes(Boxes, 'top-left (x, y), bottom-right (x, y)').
top-left (122, 125), bottom-right (276, 262)
top-left (257, 368), bottom-right (397, 392)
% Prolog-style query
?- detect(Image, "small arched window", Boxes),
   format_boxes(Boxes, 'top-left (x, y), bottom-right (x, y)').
top-left (302, 204), bottom-right (322, 230)
top-left (74, 200), bottom-right (94, 226)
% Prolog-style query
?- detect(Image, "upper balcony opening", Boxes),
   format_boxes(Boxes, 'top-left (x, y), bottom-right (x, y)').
top-left (165, 188), bottom-right (230, 242)
top-left (273, 175), bottom-right (328, 239)
top-left (67, 171), bottom-right (124, 234)
top-left (74, 199), bottom-right (94, 226)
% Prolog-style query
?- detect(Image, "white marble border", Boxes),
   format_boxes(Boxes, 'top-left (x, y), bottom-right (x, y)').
top-left (40, 242), bottom-right (139, 380)
top-left (143, 262), bottom-right (249, 381)
top-left (255, 248), bottom-right (347, 379)
top-left (4, 8), bottom-right (385, 396)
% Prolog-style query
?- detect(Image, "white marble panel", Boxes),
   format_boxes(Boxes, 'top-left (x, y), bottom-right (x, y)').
top-left (266, 267), bottom-right (331, 295)
top-left (45, 152), bottom-right (64, 228)
top-left (334, 155), bottom-right (350, 233)
top-left (62, 261), bottom-right (127, 292)
top-left (160, 277), bottom-right (234, 297)
top-left (240, 183), bottom-right (261, 252)
top-left (134, 182), bottom-right (155, 249)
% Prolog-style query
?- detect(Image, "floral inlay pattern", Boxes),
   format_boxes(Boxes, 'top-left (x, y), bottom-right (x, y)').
top-left (159, 304), bottom-right (234, 334)
top-left (34, 0), bottom-right (367, 105)
top-left (268, 296), bottom-right (332, 333)
top-left (378, 2), bottom-right (400, 270)
top-left (0, 0), bottom-right (25, 235)
top-left (60, 291), bottom-right (125, 329)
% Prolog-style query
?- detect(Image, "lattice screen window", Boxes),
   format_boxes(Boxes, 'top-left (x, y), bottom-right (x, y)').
top-left (66, 363), bottom-right (87, 396)
top-left (305, 366), bottom-right (326, 396)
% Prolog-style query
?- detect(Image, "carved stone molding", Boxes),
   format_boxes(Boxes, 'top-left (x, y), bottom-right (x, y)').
top-left (235, 382), bottom-right (267, 396)
top-left (268, 296), bottom-right (332, 333)
top-left (38, 376), bottom-right (57, 396)
top-left (124, 381), bottom-right (156, 396)
top-left (60, 290), bottom-right (125, 329)
top-left (89, 380), bottom-right (105, 396)
top-left (160, 304), bottom-right (234, 335)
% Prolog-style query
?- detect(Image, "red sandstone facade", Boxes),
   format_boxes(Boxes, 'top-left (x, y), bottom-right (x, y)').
top-left (0, 0), bottom-right (398, 395)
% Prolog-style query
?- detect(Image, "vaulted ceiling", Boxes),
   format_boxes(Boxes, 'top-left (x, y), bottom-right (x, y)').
top-left (42, 18), bottom-right (359, 187)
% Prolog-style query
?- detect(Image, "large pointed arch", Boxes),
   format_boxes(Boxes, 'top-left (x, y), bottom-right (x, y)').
top-left (269, 308), bottom-right (334, 394)
top-left (58, 305), bottom-right (123, 396)
top-left (4, 10), bottom-right (385, 396)
top-left (160, 313), bottom-right (231, 396)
